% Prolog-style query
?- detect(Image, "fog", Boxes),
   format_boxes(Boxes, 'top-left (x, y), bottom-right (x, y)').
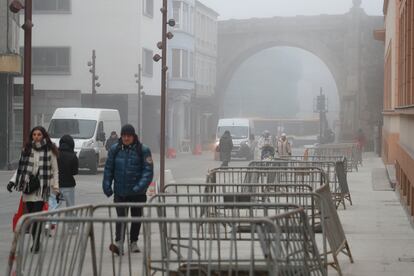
top-left (2, 0), bottom-right (384, 169)
top-left (200, 0), bottom-right (383, 19)
top-left (224, 47), bottom-right (339, 125)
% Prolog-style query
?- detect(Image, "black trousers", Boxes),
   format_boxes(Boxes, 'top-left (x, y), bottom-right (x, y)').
top-left (25, 201), bottom-right (44, 248)
top-left (114, 194), bottom-right (147, 242)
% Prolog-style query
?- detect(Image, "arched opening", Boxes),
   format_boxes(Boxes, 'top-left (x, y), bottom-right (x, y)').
top-left (223, 46), bottom-right (340, 139)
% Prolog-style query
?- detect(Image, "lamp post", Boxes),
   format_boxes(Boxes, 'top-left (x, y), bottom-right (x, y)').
top-left (314, 88), bottom-right (328, 144)
top-left (87, 50), bottom-right (101, 108)
top-left (153, 0), bottom-right (175, 192)
top-left (135, 64), bottom-right (144, 136)
top-left (9, 0), bottom-right (33, 144)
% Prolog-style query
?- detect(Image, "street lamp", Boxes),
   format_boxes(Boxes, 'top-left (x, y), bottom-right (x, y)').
top-left (135, 64), bottom-right (144, 136)
top-left (153, 0), bottom-right (175, 192)
top-left (314, 88), bottom-right (328, 144)
top-left (9, 0), bottom-right (33, 144)
top-left (87, 50), bottom-right (101, 108)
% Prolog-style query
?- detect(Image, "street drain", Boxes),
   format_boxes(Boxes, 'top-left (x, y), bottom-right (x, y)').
top-left (398, 257), bottom-right (414, 262)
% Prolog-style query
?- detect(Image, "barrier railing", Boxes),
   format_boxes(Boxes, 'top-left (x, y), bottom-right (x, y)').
top-left (7, 203), bottom-right (328, 276)
top-left (306, 143), bottom-right (360, 172)
top-left (248, 160), bottom-right (352, 208)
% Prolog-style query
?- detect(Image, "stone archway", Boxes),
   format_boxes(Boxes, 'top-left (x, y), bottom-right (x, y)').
top-left (216, 3), bottom-right (384, 141)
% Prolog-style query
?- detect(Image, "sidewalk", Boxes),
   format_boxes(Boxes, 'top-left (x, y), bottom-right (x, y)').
top-left (337, 153), bottom-right (414, 275)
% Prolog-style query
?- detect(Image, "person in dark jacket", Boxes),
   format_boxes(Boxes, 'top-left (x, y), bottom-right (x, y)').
top-left (105, 131), bottom-right (119, 151)
top-left (58, 135), bottom-right (79, 207)
top-left (219, 130), bottom-right (233, 167)
top-left (102, 124), bottom-right (154, 255)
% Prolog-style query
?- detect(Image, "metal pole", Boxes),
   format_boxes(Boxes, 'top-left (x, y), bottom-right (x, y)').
top-left (22, 0), bottom-right (33, 144)
top-left (160, 0), bottom-right (168, 192)
top-left (137, 64), bottom-right (142, 136)
top-left (91, 49), bottom-right (96, 108)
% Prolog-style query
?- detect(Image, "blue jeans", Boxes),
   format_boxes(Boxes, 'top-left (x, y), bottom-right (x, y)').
top-left (60, 187), bottom-right (75, 207)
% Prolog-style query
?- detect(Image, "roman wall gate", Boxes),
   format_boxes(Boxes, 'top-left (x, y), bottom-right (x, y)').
top-left (216, 1), bottom-right (384, 141)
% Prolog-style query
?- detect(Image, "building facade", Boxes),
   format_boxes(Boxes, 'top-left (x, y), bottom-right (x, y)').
top-left (0, 0), bottom-right (21, 168)
top-left (168, 0), bottom-right (196, 151)
top-left (381, 0), bottom-right (414, 217)
top-left (193, 0), bottom-right (218, 149)
top-left (12, 0), bottom-right (162, 157)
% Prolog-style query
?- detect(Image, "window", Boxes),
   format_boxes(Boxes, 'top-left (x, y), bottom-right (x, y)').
top-left (172, 49), bottom-right (181, 78)
top-left (172, 1), bottom-right (193, 33)
top-left (182, 50), bottom-right (188, 79)
top-left (143, 0), bottom-right (154, 17)
top-left (189, 52), bottom-right (194, 79)
top-left (398, 0), bottom-right (414, 107)
top-left (183, 3), bottom-right (189, 32)
top-left (142, 48), bottom-right (153, 77)
top-left (171, 49), bottom-right (194, 79)
top-left (48, 119), bottom-right (97, 139)
top-left (173, 1), bottom-right (181, 29)
top-left (384, 46), bottom-right (392, 110)
top-left (22, 47), bottom-right (71, 75)
top-left (33, 0), bottom-right (71, 13)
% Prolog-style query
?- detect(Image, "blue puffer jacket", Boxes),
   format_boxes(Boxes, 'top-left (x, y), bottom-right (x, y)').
top-left (102, 142), bottom-right (154, 197)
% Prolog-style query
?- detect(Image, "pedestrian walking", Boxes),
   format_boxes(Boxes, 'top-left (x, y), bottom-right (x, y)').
top-left (105, 131), bottom-right (119, 151)
top-left (7, 126), bottom-right (59, 253)
top-left (57, 135), bottom-right (79, 207)
top-left (277, 133), bottom-right (292, 158)
top-left (355, 128), bottom-right (366, 165)
top-left (219, 130), bottom-right (233, 167)
top-left (102, 124), bottom-right (154, 255)
top-left (258, 130), bottom-right (275, 160)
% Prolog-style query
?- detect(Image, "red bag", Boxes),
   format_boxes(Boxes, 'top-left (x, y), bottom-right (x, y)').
top-left (12, 197), bottom-right (25, 232)
top-left (43, 201), bottom-right (49, 211)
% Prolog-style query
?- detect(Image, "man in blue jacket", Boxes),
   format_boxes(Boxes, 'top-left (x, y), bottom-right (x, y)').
top-left (102, 124), bottom-right (154, 255)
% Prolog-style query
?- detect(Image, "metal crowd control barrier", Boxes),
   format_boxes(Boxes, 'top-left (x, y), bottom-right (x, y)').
top-left (7, 205), bottom-right (95, 276)
top-left (316, 185), bottom-right (354, 276)
top-left (283, 156), bottom-right (350, 172)
top-left (164, 182), bottom-right (314, 195)
top-left (94, 202), bottom-right (326, 276)
top-left (206, 167), bottom-right (331, 201)
top-left (307, 143), bottom-right (360, 172)
top-left (249, 160), bottom-right (352, 209)
top-left (151, 191), bottom-right (330, 265)
top-left (7, 203), bottom-right (328, 276)
top-left (151, 188), bottom-right (352, 274)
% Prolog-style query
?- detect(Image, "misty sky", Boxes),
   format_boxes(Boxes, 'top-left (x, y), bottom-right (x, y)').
top-left (200, 0), bottom-right (383, 19)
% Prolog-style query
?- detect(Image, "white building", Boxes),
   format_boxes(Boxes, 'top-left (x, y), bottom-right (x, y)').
top-left (166, 0), bottom-right (218, 152)
top-left (193, 0), bottom-right (218, 147)
top-left (167, 0), bottom-right (196, 151)
top-left (195, 1), bottom-right (218, 99)
top-left (17, 0), bottom-right (162, 130)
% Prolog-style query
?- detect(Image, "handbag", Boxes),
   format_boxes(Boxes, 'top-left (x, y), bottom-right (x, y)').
top-left (23, 171), bottom-right (40, 195)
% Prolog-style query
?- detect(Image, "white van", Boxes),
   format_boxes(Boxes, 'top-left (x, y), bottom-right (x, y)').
top-left (48, 108), bottom-right (121, 173)
top-left (215, 118), bottom-right (255, 160)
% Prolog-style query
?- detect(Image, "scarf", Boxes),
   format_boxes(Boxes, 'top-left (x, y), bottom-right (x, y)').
top-left (14, 139), bottom-right (53, 201)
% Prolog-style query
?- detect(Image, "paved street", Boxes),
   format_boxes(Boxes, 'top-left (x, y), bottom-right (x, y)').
top-left (1, 151), bottom-right (414, 275)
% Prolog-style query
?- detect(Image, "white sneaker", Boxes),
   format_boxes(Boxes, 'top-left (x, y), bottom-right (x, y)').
top-left (130, 241), bottom-right (140, 253)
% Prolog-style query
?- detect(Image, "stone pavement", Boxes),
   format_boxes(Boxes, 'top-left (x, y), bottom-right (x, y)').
top-left (336, 153), bottom-right (414, 275)
top-left (1, 152), bottom-right (414, 275)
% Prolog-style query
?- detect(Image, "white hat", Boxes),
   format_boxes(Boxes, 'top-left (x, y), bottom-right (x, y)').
top-left (281, 133), bottom-right (287, 137)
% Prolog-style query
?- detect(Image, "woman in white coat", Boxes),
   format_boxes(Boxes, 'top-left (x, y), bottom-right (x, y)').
top-left (7, 126), bottom-right (59, 253)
